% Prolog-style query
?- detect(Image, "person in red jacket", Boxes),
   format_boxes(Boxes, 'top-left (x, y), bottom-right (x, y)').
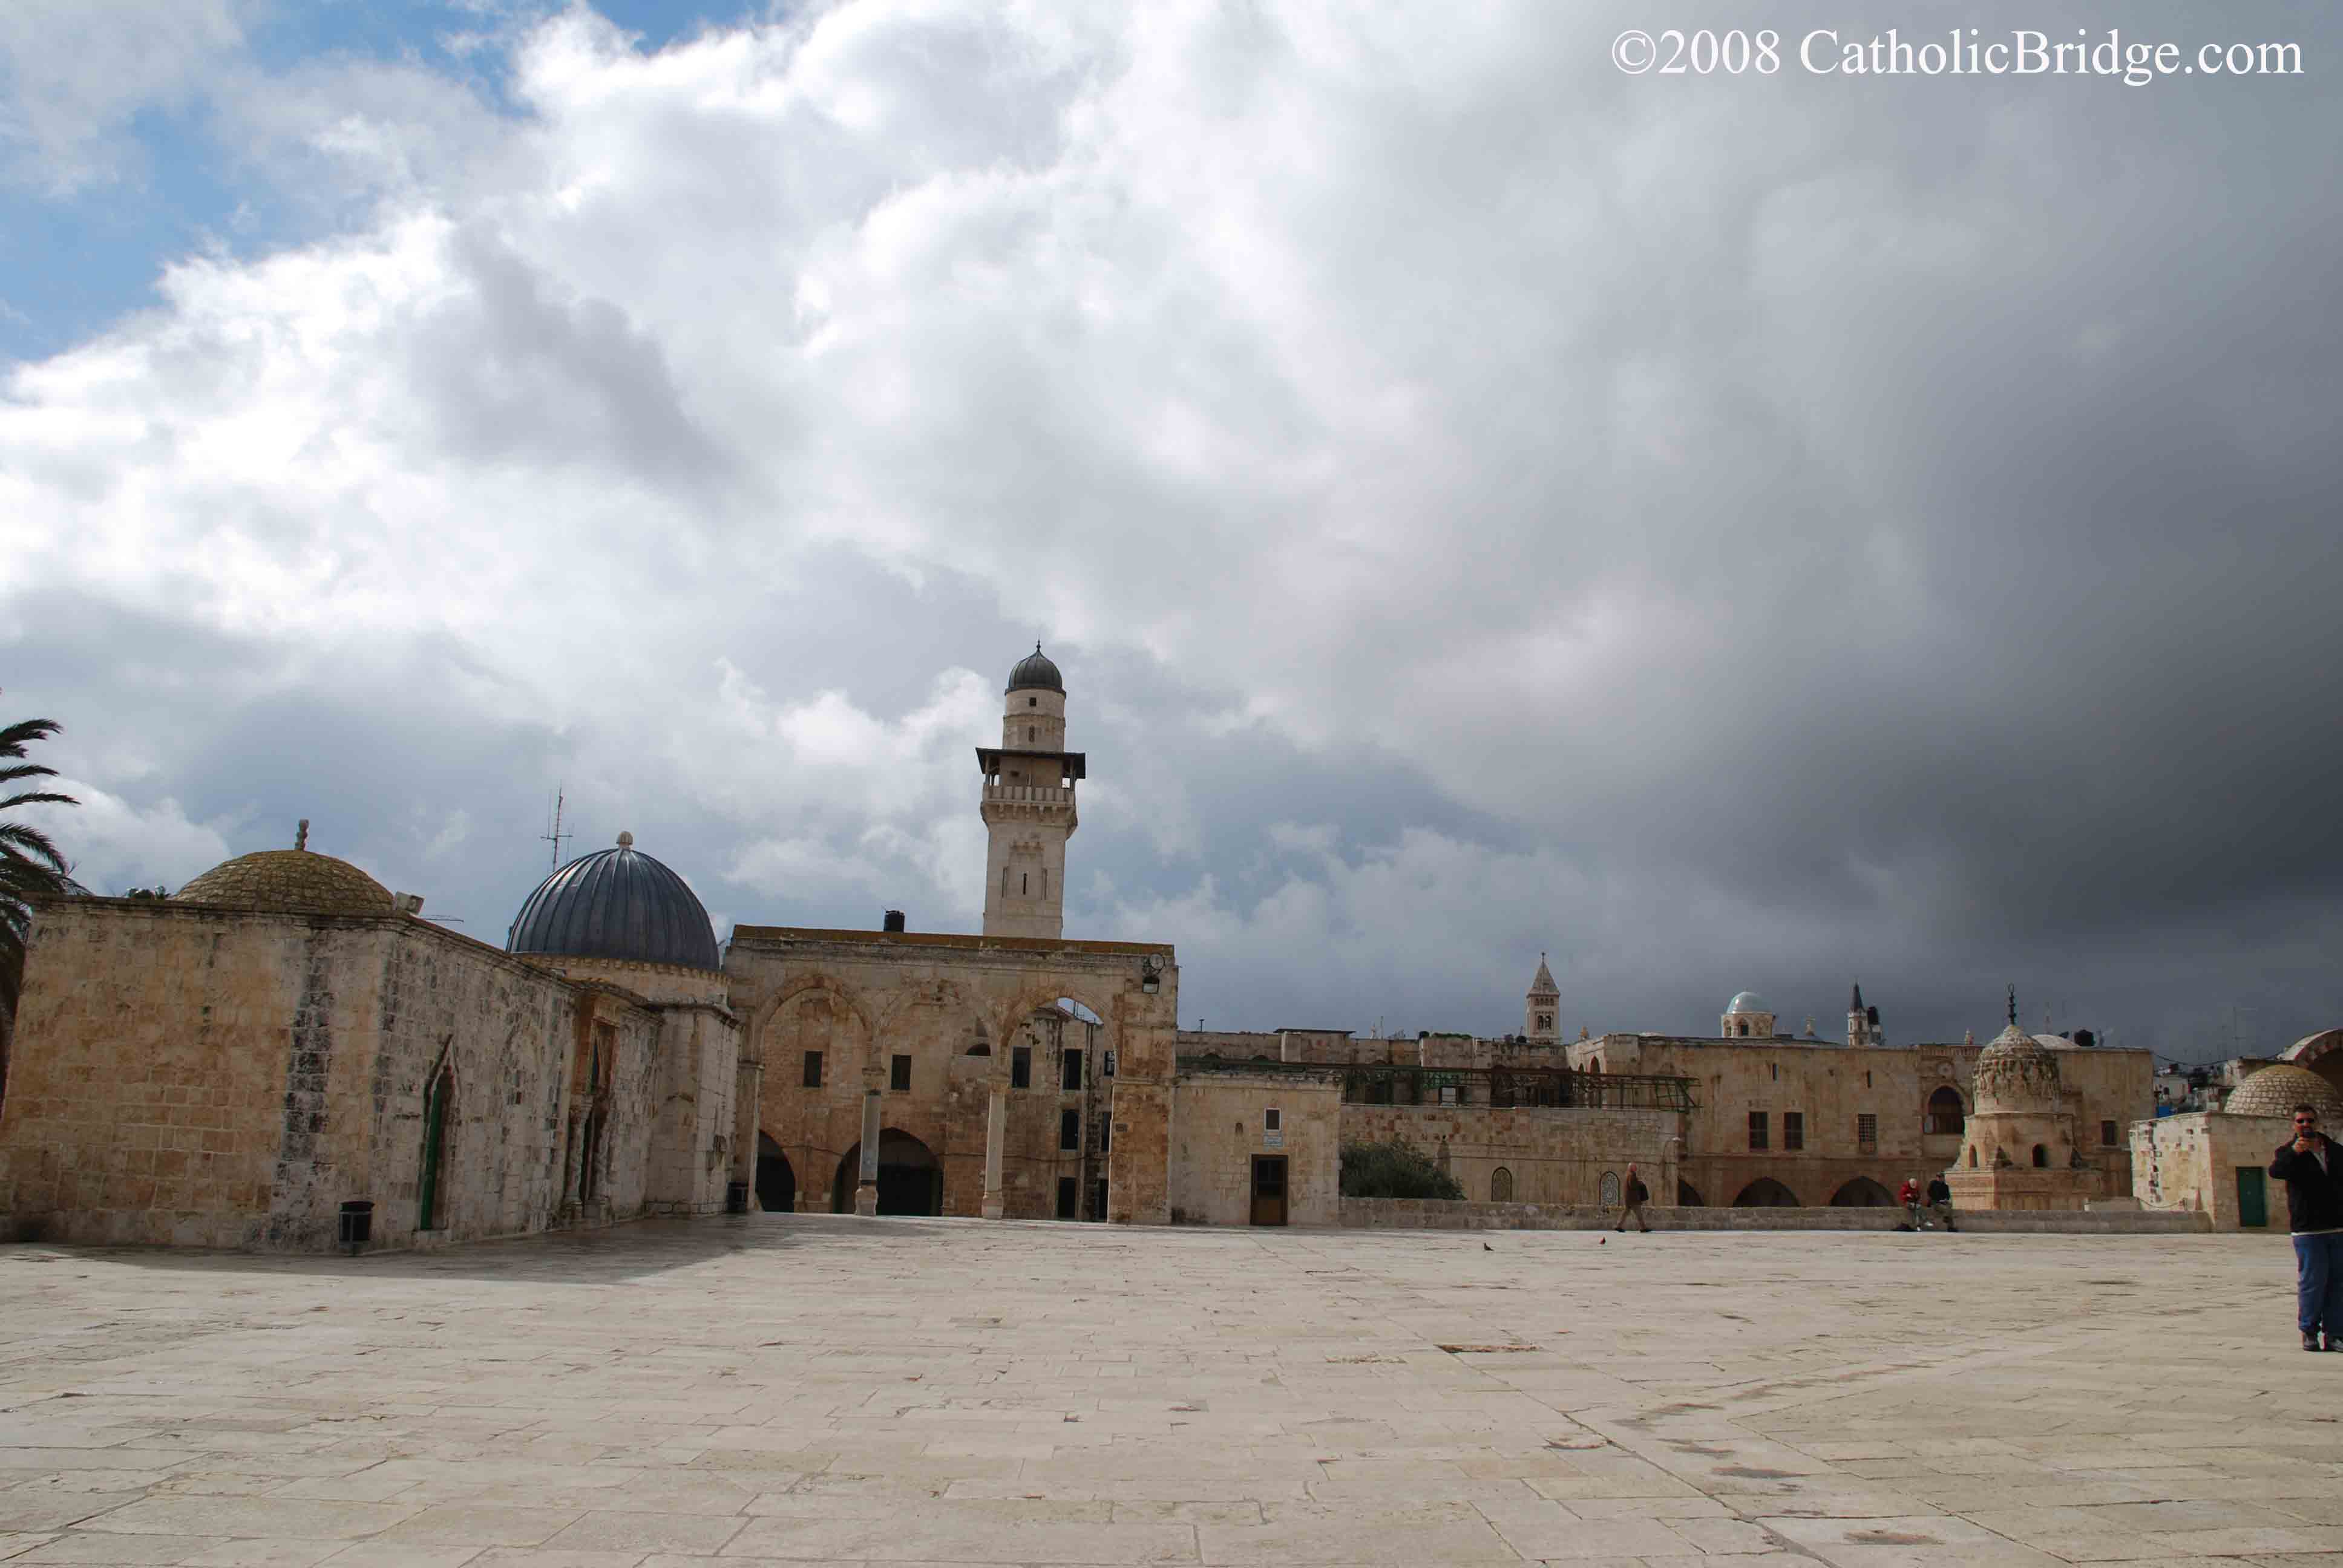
top-left (1898, 1177), bottom-right (1924, 1230)
top-left (2270, 1104), bottom-right (2343, 1351)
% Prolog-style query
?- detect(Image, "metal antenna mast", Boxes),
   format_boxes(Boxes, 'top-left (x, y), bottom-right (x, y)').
top-left (541, 788), bottom-right (571, 871)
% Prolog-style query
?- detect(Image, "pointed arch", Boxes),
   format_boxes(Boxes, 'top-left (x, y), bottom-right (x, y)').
top-left (418, 1039), bottom-right (457, 1232)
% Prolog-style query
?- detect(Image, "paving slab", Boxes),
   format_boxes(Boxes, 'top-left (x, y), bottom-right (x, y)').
top-left (0, 1216), bottom-right (2331, 1565)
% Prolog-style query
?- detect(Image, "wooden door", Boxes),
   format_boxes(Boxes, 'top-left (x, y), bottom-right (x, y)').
top-left (2237, 1166), bottom-right (2269, 1229)
top-left (1250, 1155), bottom-right (1288, 1226)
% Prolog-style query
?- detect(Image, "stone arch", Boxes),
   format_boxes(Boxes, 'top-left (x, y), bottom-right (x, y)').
top-left (1924, 1086), bottom-right (1966, 1135)
top-left (756, 976), bottom-right (877, 1082)
top-left (1677, 1179), bottom-right (1705, 1206)
top-left (755, 1132), bottom-right (796, 1214)
top-left (832, 1128), bottom-right (942, 1215)
top-left (418, 1039), bottom-right (458, 1232)
top-left (989, 980), bottom-right (1125, 1067)
top-left (1732, 1177), bottom-right (1800, 1207)
top-left (1829, 1176), bottom-right (1896, 1207)
top-left (2284, 1030), bottom-right (2343, 1097)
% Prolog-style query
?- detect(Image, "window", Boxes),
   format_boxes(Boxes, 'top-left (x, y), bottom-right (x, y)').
top-left (1099, 1119), bottom-right (1111, 1152)
top-left (1041, 869), bottom-right (1049, 899)
top-left (1783, 1112), bottom-right (1804, 1152)
top-left (1748, 1112), bottom-right (1769, 1150)
top-left (1061, 1048), bottom-right (1084, 1091)
top-left (1000, 866), bottom-right (1009, 897)
top-left (1012, 1046), bottom-right (1032, 1089)
top-left (2101, 1119), bottom-right (2119, 1146)
top-left (2031, 1144), bottom-right (2048, 1168)
top-left (802, 1051), bottom-right (824, 1089)
top-left (1060, 1109), bottom-right (1081, 1151)
top-left (1021, 872), bottom-right (1028, 895)
top-left (1491, 1166), bottom-right (1515, 1201)
top-left (1856, 1113), bottom-right (1878, 1151)
top-left (890, 1054), bottom-right (911, 1093)
top-left (1265, 1108), bottom-right (1281, 1132)
top-left (1103, 1050), bottom-right (1116, 1077)
top-left (1027, 726), bottom-right (1035, 742)
top-left (1027, 695), bottom-right (1037, 707)
top-left (1437, 1083), bottom-right (1460, 1105)
top-left (1925, 1087), bottom-right (1965, 1135)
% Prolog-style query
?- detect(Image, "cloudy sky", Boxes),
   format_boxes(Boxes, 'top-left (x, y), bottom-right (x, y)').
top-left (4, 1), bottom-right (2336, 1061)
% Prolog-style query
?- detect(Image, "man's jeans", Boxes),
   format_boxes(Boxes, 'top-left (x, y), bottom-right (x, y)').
top-left (2292, 1232), bottom-right (2343, 1334)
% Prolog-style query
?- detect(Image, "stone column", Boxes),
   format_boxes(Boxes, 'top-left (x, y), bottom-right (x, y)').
top-left (981, 1082), bottom-right (1008, 1220)
top-left (854, 1086), bottom-right (882, 1217)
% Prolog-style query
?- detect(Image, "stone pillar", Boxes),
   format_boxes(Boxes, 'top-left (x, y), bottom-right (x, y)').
top-left (981, 1082), bottom-right (1008, 1220)
top-left (854, 1087), bottom-right (881, 1217)
top-left (730, 1056), bottom-right (762, 1190)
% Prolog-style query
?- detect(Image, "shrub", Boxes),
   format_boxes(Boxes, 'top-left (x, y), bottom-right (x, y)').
top-left (1339, 1138), bottom-right (1463, 1200)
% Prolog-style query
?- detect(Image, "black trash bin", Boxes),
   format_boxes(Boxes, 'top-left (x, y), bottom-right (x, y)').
top-left (338, 1200), bottom-right (374, 1255)
top-left (725, 1181), bottom-right (750, 1215)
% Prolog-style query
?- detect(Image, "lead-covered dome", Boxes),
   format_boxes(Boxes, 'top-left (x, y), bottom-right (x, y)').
top-left (1007, 643), bottom-right (1064, 694)
top-left (2223, 1063), bottom-right (2343, 1124)
top-left (507, 832), bottom-right (719, 972)
top-left (174, 845), bottom-right (393, 916)
top-left (1726, 990), bottom-right (1766, 1013)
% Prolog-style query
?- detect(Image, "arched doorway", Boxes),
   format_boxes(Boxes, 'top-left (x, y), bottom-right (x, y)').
top-left (831, 1129), bottom-right (943, 1215)
top-left (1677, 1180), bottom-right (1705, 1206)
top-left (755, 1132), bottom-right (796, 1214)
top-left (1732, 1177), bottom-right (1801, 1207)
top-left (1924, 1087), bottom-right (1966, 1135)
top-left (1829, 1177), bottom-right (1895, 1207)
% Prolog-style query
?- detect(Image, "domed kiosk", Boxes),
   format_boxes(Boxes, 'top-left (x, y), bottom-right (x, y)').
top-left (508, 831), bottom-right (721, 976)
top-left (1946, 992), bottom-right (2109, 1213)
top-left (1720, 990), bottom-right (1775, 1038)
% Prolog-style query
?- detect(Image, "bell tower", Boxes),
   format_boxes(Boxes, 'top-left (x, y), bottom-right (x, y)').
top-left (1524, 953), bottom-right (1561, 1044)
top-left (978, 644), bottom-right (1084, 940)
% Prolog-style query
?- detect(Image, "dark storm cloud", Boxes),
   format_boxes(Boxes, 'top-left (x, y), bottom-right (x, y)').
top-left (5, 0), bottom-right (2340, 1067)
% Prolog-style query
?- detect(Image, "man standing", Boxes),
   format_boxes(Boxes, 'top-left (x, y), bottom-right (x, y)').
top-left (1926, 1174), bottom-right (1956, 1232)
top-left (2269, 1104), bottom-right (2343, 1351)
top-left (1613, 1164), bottom-right (1650, 1233)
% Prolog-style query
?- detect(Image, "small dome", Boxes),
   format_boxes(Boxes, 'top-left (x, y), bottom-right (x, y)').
top-left (1726, 991), bottom-right (1767, 1014)
top-left (2223, 1063), bottom-right (2343, 1123)
top-left (508, 833), bottom-right (719, 972)
top-left (174, 847), bottom-right (394, 917)
top-left (1974, 1022), bottom-right (2062, 1113)
top-left (1007, 643), bottom-right (1064, 694)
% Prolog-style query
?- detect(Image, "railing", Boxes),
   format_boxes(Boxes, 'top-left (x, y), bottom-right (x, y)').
top-left (982, 783), bottom-right (1074, 805)
top-left (1176, 1056), bottom-right (1695, 1112)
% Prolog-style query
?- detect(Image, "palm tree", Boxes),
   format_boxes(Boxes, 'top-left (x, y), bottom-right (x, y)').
top-left (1, 717), bottom-right (79, 1033)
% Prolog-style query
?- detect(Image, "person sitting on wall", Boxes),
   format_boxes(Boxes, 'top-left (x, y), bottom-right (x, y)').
top-left (1613, 1164), bottom-right (1650, 1233)
top-left (1926, 1174), bottom-right (1956, 1232)
top-left (1898, 1176), bottom-right (1925, 1230)
top-left (2269, 1103), bottom-right (2343, 1352)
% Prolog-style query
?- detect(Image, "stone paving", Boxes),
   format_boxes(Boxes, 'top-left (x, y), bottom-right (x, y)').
top-left (0, 1215), bottom-right (2336, 1567)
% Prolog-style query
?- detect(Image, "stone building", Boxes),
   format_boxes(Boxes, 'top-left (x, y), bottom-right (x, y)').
top-left (1944, 1014), bottom-right (2101, 1211)
top-left (0, 829), bottom-right (742, 1250)
top-left (2136, 1062), bottom-right (2343, 1230)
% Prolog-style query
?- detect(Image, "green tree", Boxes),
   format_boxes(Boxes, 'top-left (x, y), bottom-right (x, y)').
top-left (1, 717), bottom-right (80, 1030)
top-left (1338, 1138), bottom-right (1464, 1201)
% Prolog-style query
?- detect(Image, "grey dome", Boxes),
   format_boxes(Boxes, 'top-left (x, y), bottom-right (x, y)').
top-left (508, 832), bottom-right (719, 972)
top-left (1007, 643), bottom-right (1064, 694)
top-left (1726, 990), bottom-right (1767, 1013)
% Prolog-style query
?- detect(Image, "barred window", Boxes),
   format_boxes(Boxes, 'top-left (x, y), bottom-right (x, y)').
top-left (1856, 1113), bottom-right (1878, 1150)
top-left (1748, 1112), bottom-right (1769, 1151)
top-left (1783, 1112), bottom-right (1804, 1151)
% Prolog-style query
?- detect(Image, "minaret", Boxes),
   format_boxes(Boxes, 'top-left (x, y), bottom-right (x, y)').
top-left (978, 644), bottom-right (1084, 940)
top-left (1525, 953), bottom-right (1561, 1044)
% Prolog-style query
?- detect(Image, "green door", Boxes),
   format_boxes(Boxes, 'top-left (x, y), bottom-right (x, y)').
top-left (2236, 1166), bottom-right (2268, 1229)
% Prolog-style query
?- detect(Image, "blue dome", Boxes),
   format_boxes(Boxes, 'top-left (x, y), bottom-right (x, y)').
top-left (1007, 643), bottom-right (1064, 694)
top-left (508, 832), bottom-right (719, 972)
top-left (1726, 990), bottom-right (1768, 1013)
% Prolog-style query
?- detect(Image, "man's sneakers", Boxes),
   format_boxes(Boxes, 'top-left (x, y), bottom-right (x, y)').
top-left (2307, 1330), bottom-right (2322, 1351)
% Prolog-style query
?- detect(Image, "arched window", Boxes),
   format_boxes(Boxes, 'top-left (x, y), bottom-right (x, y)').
top-left (1737, 1022), bottom-right (1749, 1036)
top-left (1599, 1171), bottom-right (1621, 1207)
top-left (1490, 1167), bottom-right (1515, 1202)
top-left (2031, 1144), bottom-right (2048, 1168)
top-left (1968, 1147), bottom-right (1978, 1168)
top-left (1924, 1087), bottom-right (1965, 1135)
top-left (418, 1060), bottom-right (453, 1231)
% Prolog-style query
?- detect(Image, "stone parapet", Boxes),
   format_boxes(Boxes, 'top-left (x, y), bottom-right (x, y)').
top-left (1335, 1197), bottom-right (2213, 1233)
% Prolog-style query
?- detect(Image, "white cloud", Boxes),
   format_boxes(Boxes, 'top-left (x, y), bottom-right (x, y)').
top-left (22, 780), bottom-right (231, 896)
top-left (0, 0), bottom-right (256, 194)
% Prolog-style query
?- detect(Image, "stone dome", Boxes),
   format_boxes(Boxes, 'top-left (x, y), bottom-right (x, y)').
top-left (1726, 991), bottom-right (1766, 1013)
top-left (507, 832), bottom-right (719, 972)
top-left (2223, 1063), bottom-right (2343, 1123)
top-left (1973, 1022), bottom-right (2062, 1113)
top-left (173, 846), bottom-right (395, 916)
top-left (1007, 643), bottom-right (1064, 694)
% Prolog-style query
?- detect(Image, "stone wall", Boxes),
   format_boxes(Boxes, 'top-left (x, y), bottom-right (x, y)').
top-left (1571, 1033), bottom-right (2152, 1207)
top-left (0, 898), bottom-right (682, 1251)
top-left (1170, 1071), bottom-right (1340, 1227)
top-left (2134, 1111), bottom-right (2295, 1231)
top-left (1339, 1197), bottom-right (2212, 1233)
top-left (1337, 1103), bottom-right (1677, 1208)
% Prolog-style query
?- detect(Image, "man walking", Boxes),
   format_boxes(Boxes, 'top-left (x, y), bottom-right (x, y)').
top-left (1926, 1174), bottom-right (1956, 1232)
top-left (1613, 1164), bottom-right (1650, 1233)
top-left (2269, 1103), bottom-right (2343, 1351)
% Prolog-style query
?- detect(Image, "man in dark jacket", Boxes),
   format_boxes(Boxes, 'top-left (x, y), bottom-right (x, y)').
top-left (1925, 1175), bottom-right (1956, 1232)
top-left (1613, 1165), bottom-right (1650, 1233)
top-left (2269, 1103), bottom-right (2343, 1351)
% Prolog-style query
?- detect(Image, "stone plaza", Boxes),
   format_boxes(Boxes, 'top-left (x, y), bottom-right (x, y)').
top-left (2, 1217), bottom-right (2338, 1567)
